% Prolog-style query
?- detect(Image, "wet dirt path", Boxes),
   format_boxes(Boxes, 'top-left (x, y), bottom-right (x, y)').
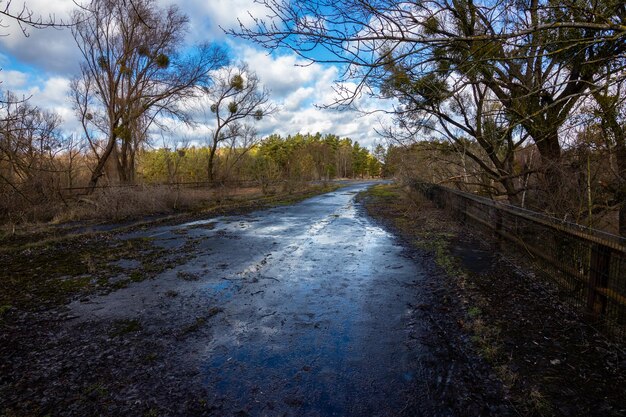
top-left (70, 183), bottom-right (433, 416)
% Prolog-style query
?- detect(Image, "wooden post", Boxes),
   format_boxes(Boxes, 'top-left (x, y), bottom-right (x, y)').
top-left (494, 208), bottom-right (503, 241)
top-left (459, 197), bottom-right (467, 223)
top-left (587, 244), bottom-right (611, 319)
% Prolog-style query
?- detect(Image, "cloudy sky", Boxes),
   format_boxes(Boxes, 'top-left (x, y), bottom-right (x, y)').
top-left (0, 0), bottom-right (392, 149)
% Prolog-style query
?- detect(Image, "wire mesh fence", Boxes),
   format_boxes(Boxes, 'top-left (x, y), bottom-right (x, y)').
top-left (413, 182), bottom-right (626, 342)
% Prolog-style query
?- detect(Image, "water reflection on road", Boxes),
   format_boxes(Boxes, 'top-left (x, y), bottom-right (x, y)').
top-left (71, 182), bottom-right (431, 416)
top-left (191, 183), bottom-right (429, 416)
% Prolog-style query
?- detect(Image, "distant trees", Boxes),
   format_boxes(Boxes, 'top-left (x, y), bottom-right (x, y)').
top-left (258, 133), bottom-right (380, 181)
top-left (139, 146), bottom-right (209, 184)
top-left (71, 0), bottom-right (226, 191)
top-left (136, 132), bottom-right (382, 185)
top-left (201, 64), bottom-right (275, 182)
top-left (0, 1), bottom-right (79, 221)
top-left (0, 91), bottom-right (72, 221)
top-left (0, 91), bottom-right (62, 188)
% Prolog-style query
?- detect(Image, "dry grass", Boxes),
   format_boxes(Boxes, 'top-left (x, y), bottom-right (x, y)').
top-left (50, 183), bottom-right (322, 224)
top-left (0, 182), bottom-right (337, 246)
top-left (1, 184), bottom-right (269, 227)
top-left (52, 186), bottom-right (215, 223)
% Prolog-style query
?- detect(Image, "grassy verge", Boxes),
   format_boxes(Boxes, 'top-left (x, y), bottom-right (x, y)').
top-left (0, 183), bottom-right (340, 251)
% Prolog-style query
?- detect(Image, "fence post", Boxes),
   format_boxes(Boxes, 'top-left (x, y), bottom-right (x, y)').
top-left (494, 207), bottom-right (503, 241)
top-left (587, 244), bottom-right (611, 319)
top-left (459, 197), bottom-right (467, 223)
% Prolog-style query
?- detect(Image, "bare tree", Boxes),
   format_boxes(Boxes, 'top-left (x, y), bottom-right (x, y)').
top-left (380, 59), bottom-right (532, 203)
top-left (71, 0), bottom-right (226, 191)
top-left (0, 90), bottom-right (63, 217)
top-left (201, 64), bottom-right (275, 182)
top-left (61, 133), bottom-right (86, 190)
top-left (217, 124), bottom-right (261, 182)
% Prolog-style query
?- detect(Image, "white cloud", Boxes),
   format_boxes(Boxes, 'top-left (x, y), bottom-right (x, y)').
top-left (31, 76), bottom-right (74, 119)
top-left (0, 69), bottom-right (78, 132)
top-left (176, 47), bottom-right (393, 148)
top-left (238, 47), bottom-right (336, 98)
top-left (0, 70), bottom-right (29, 89)
top-left (0, 0), bottom-right (395, 150)
top-left (0, 0), bottom-right (273, 74)
top-left (283, 87), bottom-right (315, 111)
top-left (162, 0), bottom-right (270, 41)
top-left (0, 0), bottom-right (80, 74)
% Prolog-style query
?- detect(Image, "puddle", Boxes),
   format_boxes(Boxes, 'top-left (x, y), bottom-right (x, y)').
top-left (66, 182), bottom-right (428, 415)
top-left (195, 182), bottom-right (428, 415)
top-left (202, 280), bottom-right (238, 301)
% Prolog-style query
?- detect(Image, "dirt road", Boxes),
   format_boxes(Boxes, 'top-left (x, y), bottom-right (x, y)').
top-left (2, 182), bottom-right (509, 416)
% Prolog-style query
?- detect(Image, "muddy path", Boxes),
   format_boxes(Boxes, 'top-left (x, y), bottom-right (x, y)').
top-left (1, 182), bottom-right (510, 416)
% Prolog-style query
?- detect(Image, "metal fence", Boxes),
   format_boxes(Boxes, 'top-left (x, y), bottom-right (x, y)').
top-left (413, 182), bottom-right (626, 342)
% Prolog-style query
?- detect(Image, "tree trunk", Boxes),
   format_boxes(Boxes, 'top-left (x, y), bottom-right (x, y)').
top-left (534, 129), bottom-right (566, 214)
top-left (208, 144), bottom-right (217, 183)
top-left (616, 143), bottom-right (626, 237)
top-left (117, 136), bottom-right (136, 184)
top-left (87, 134), bottom-right (117, 193)
top-left (502, 177), bottom-right (520, 206)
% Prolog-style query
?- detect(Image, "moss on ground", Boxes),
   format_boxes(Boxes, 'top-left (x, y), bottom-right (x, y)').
top-left (0, 223), bottom-right (208, 311)
top-left (0, 183), bottom-right (342, 312)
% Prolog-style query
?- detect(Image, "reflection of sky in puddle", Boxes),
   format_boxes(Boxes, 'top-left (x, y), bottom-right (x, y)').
top-left (193, 182), bottom-right (416, 415)
top-left (202, 280), bottom-right (237, 301)
top-left (181, 218), bottom-right (222, 228)
top-left (110, 181), bottom-right (418, 415)
top-left (245, 223), bottom-right (290, 235)
top-left (204, 302), bottom-right (364, 416)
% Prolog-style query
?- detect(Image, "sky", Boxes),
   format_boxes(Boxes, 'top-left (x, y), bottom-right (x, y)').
top-left (0, 0), bottom-right (392, 150)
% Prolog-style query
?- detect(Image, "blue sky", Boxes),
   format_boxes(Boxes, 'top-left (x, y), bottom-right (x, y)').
top-left (0, 0), bottom-right (391, 149)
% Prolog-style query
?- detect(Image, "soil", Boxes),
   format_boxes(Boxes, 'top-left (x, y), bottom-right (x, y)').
top-left (359, 184), bottom-right (626, 417)
top-left (1, 182), bottom-right (623, 417)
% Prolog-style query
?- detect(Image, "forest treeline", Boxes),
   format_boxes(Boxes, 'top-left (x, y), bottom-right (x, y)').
top-left (140, 133), bottom-right (382, 184)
